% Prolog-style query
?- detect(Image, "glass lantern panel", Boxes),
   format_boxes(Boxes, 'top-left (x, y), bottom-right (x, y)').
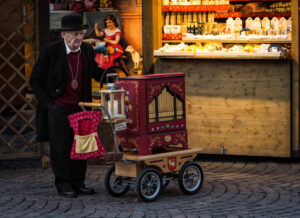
top-left (102, 91), bottom-right (124, 119)
top-left (113, 92), bottom-right (124, 118)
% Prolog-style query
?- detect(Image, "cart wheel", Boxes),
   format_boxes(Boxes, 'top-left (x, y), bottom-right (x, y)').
top-left (105, 165), bottom-right (130, 197)
top-left (178, 162), bottom-right (203, 195)
top-left (136, 168), bottom-right (162, 202)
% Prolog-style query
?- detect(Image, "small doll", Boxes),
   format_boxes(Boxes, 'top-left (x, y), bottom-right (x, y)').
top-left (83, 0), bottom-right (98, 12)
top-left (70, 0), bottom-right (84, 13)
top-left (94, 42), bottom-right (123, 62)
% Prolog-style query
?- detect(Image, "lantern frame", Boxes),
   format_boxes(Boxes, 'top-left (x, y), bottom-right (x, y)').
top-left (100, 89), bottom-right (126, 121)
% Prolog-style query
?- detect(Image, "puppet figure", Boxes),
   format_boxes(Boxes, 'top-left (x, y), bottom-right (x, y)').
top-left (70, 0), bottom-right (84, 13)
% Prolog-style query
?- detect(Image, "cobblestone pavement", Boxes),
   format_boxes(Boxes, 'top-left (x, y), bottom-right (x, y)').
top-left (1, 157), bottom-right (300, 218)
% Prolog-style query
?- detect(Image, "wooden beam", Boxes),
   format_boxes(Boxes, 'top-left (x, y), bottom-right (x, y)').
top-left (36, 0), bottom-right (50, 53)
top-left (123, 147), bottom-right (203, 161)
top-left (291, 0), bottom-right (300, 156)
top-left (142, 0), bottom-right (153, 74)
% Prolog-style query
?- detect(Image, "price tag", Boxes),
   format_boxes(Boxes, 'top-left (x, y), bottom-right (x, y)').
top-left (114, 122), bottom-right (127, 131)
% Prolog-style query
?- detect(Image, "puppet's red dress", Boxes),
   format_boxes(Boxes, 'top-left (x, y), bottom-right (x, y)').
top-left (95, 28), bottom-right (123, 69)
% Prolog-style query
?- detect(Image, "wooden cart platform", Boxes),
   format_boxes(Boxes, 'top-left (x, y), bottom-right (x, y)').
top-left (115, 147), bottom-right (203, 178)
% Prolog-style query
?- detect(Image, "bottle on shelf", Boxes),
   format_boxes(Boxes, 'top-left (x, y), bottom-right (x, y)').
top-left (184, 12), bottom-right (188, 24)
top-left (188, 12), bottom-right (193, 23)
top-left (165, 12), bottom-right (170, 26)
top-left (170, 12), bottom-right (176, 25)
top-left (177, 12), bottom-right (183, 25)
top-left (193, 12), bottom-right (198, 23)
top-left (202, 12), bottom-right (207, 23)
top-left (198, 22), bottom-right (205, 35)
top-left (187, 23), bottom-right (191, 33)
top-left (194, 23), bottom-right (199, 34)
top-left (198, 12), bottom-right (202, 23)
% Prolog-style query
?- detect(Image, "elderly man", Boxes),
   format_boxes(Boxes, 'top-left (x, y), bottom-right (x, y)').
top-left (30, 14), bottom-right (102, 198)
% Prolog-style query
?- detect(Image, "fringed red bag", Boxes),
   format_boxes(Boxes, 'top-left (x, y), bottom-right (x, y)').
top-left (68, 111), bottom-right (105, 160)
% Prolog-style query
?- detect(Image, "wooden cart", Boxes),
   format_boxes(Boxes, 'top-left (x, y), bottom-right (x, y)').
top-left (79, 70), bottom-right (204, 201)
top-left (79, 101), bottom-right (204, 202)
top-left (106, 147), bottom-right (204, 202)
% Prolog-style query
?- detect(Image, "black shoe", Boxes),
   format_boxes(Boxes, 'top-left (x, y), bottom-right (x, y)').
top-left (57, 189), bottom-right (77, 198)
top-left (73, 186), bottom-right (95, 195)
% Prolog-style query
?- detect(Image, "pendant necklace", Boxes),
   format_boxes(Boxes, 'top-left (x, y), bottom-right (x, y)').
top-left (67, 53), bottom-right (80, 90)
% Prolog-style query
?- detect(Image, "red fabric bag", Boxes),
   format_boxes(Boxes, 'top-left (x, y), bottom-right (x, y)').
top-left (68, 111), bottom-right (105, 160)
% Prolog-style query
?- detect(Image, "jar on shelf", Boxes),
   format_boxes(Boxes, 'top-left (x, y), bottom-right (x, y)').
top-left (162, 0), bottom-right (169, 5)
top-left (192, 0), bottom-right (201, 5)
top-left (170, 0), bottom-right (178, 5)
top-left (262, 17), bottom-right (271, 31)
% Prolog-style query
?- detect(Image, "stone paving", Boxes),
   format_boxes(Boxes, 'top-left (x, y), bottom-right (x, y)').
top-left (1, 157), bottom-right (300, 218)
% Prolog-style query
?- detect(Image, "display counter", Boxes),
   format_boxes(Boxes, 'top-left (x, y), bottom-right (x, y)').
top-left (154, 57), bottom-right (291, 157)
top-left (154, 51), bottom-right (287, 59)
top-left (145, 0), bottom-right (299, 157)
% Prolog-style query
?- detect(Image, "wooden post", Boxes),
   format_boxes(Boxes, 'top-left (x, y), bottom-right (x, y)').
top-left (291, 0), bottom-right (299, 156)
top-left (37, 0), bottom-right (50, 54)
top-left (142, 0), bottom-right (153, 74)
top-left (36, 0), bottom-right (51, 167)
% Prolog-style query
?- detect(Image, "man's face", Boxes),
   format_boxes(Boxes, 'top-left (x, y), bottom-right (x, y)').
top-left (61, 30), bottom-right (84, 51)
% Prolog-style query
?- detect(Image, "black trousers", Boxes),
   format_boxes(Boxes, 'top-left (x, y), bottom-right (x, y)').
top-left (48, 103), bottom-right (86, 191)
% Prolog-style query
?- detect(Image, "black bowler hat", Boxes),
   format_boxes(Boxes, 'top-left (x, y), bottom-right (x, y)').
top-left (60, 14), bottom-right (88, 31)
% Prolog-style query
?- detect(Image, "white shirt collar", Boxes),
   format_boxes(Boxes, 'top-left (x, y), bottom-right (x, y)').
top-left (104, 28), bottom-right (121, 36)
top-left (64, 40), bottom-right (81, 54)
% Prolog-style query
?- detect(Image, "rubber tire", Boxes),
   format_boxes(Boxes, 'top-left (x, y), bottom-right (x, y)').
top-left (178, 161), bottom-right (203, 195)
top-left (105, 165), bottom-right (130, 197)
top-left (136, 168), bottom-right (162, 202)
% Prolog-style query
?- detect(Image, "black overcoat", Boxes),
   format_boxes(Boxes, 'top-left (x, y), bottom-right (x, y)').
top-left (30, 39), bottom-right (102, 142)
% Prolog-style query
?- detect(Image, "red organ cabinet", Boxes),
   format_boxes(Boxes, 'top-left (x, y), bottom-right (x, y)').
top-left (116, 73), bottom-right (188, 156)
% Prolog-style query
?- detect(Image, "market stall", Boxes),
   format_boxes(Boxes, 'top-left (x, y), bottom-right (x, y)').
top-left (147, 0), bottom-right (299, 157)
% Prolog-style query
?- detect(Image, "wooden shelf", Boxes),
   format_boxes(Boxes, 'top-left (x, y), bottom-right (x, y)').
top-left (230, 0), bottom-right (290, 2)
top-left (154, 51), bottom-right (287, 60)
top-left (162, 39), bottom-right (291, 44)
top-left (161, 4), bottom-right (230, 12)
top-left (215, 12), bottom-right (241, 18)
top-left (215, 12), bottom-right (291, 18)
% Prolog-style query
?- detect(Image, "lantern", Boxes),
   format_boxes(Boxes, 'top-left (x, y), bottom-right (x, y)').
top-left (100, 88), bottom-right (126, 121)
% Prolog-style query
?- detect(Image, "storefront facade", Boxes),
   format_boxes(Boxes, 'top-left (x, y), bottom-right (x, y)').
top-left (143, 0), bottom-right (300, 157)
top-left (0, 0), bottom-right (299, 160)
